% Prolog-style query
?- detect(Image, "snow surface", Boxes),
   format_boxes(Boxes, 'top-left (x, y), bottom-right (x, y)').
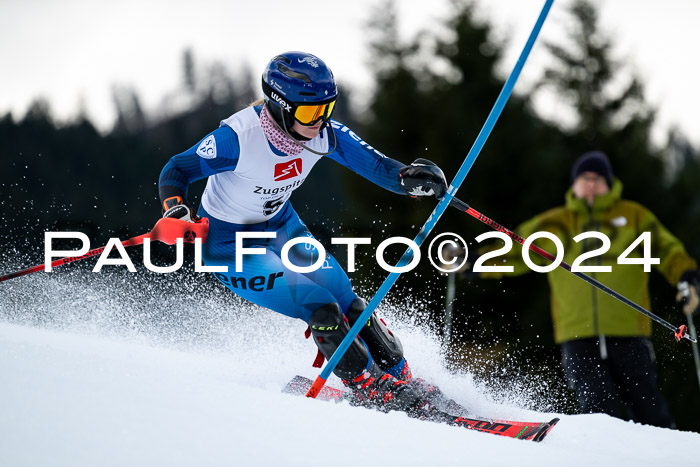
top-left (1, 270), bottom-right (699, 467)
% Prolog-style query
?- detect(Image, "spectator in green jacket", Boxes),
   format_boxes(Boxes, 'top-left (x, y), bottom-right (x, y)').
top-left (466, 151), bottom-right (700, 428)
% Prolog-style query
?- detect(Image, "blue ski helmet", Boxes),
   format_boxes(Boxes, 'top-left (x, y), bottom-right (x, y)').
top-left (262, 51), bottom-right (338, 131)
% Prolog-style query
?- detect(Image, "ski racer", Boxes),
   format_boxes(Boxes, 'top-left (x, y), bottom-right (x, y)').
top-left (158, 51), bottom-right (448, 415)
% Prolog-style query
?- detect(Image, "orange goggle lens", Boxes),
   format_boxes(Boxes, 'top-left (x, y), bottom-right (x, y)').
top-left (294, 100), bottom-right (336, 125)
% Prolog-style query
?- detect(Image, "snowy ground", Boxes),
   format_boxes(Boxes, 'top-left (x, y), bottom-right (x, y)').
top-left (1, 270), bottom-right (699, 467)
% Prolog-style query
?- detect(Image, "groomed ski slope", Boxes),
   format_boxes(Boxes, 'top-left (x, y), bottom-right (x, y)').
top-left (1, 271), bottom-right (699, 466)
top-left (2, 322), bottom-right (699, 466)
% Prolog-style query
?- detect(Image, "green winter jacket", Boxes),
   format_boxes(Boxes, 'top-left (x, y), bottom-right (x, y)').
top-left (478, 178), bottom-right (696, 343)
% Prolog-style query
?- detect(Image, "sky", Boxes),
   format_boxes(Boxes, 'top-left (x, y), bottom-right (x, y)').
top-left (1, 0), bottom-right (699, 146)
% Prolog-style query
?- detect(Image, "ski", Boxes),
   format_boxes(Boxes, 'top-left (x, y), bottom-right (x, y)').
top-left (283, 375), bottom-right (559, 442)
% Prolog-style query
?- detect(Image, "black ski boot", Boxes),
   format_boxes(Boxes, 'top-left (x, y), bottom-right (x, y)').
top-left (342, 363), bottom-right (434, 416)
top-left (346, 298), bottom-right (469, 416)
top-left (346, 298), bottom-right (405, 372)
top-left (309, 302), bottom-right (431, 416)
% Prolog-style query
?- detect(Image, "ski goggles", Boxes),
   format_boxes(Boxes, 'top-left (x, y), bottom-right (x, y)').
top-left (294, 100), bottom-right (336, 125)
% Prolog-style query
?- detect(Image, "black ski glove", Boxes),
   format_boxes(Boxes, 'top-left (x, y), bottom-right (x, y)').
top-left (162, 195), bottom-right (199, 222)
top-left (399, 158), bottom-right (448, 200)
top-left (676, 269), bottom-right (700, 316)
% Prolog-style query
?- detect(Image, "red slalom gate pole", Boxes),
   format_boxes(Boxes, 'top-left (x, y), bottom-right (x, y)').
top-left (0, 217), bottom-right (209, 282)
top-left (449, 197), bottom-right (694, 343)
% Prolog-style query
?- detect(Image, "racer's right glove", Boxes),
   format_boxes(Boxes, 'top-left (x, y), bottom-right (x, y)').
top-left (162, 195), bottom-right (199, 223)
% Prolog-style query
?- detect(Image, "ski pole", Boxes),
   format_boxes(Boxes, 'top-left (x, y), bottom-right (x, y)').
top-left (0, 217), bottom-right (209, 282)
top-left (306, 0), bottom-right (555, 398)
top-left (677, 282), bottom-right (700, 386)
top-left (450, 197), bottom-right (695, 343)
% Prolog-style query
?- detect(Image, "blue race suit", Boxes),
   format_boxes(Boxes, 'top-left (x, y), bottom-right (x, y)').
top-left (159, 105), bottom-right (406, 323)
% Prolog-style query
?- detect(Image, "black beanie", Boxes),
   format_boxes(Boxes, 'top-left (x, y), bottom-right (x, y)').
top-left (571, 151), bottom-right (613, 187)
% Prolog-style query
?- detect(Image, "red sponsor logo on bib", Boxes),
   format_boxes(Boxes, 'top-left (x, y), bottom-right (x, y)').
top-left (274, 158), bottom-right (302, 181)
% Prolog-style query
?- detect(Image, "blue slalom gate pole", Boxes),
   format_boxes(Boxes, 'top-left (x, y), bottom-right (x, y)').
top-left (306, 0), bottom-right (555, 397)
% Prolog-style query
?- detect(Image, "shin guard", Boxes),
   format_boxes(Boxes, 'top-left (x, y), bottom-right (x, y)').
top-left (346, 298), bottom-right (405, 371)
top-left (309, 303), bottom-right (371, 380)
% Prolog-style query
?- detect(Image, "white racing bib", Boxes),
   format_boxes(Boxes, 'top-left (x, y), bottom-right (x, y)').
top-left (201, 107), bottom-right (327, 224)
